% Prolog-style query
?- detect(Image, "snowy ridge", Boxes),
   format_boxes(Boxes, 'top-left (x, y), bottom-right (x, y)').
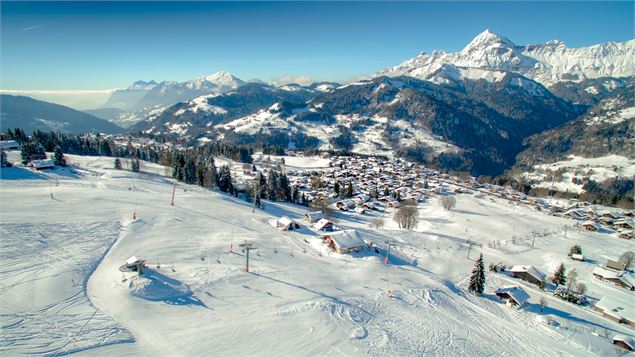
top-left (174, 94), bottom-right (227, 117)
top-left (377, 29), bottom-right (635, 86)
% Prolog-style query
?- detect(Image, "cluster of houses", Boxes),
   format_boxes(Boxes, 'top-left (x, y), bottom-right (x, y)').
top-left (275, 211), bottom-right (367, 255)
top-left (562, 207), bottom-right (634, 239)
top-left (500, 257), bottom-right (635, 339)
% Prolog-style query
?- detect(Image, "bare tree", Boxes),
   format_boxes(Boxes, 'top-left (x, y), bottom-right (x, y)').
top-left (619, 251), bottom-right (634, 269)
top-left (539, 296), bottom-right (548, 312)
top-left (393, 204), bottom-right (418, 230)
top-left (575, 282), bottom-right (587, 294)
top-left (566, 269), bottom-right (578, 292)
top-left (369, 218), bottom-right (384, 229)
top-left (310, 196), bottom-right (333, 219)
top-left (441, 196), bottom-right (456, 210)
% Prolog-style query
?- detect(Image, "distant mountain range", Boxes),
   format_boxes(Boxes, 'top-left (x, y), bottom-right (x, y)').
top-left (4, 30), bottom-right (634, 184)
top-left (376, 29), bottom-right (635, 87)
top-left (102, 71), bottom-right (246, 112)
top-left (1, 95), bottom-right (123, 134)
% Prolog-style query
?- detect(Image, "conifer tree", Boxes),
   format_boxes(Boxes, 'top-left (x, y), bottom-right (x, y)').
top-left (184, 157), bottom-right (196, 184)
top-left (267, 170), bottom-right (278, 200)
top-left (114, 157), bottom-right (122, 170)
top-left (33, 143), bottom-right (46, 160)
top-left (468, 254), bottom-right (486, 295)
top-left (20, 142), bottom-right (33, 165)
top-left (278, 172), bottom-right (292, 201)
top-left (53, 146), bottom-right (66, 166)
top-left (292, 186), bottom-right (299, 203)
top-left (1, 149), bottom-right (10, 167)
top-left (334, 180), bottom-right (341, 197)
top-left (217, 165), bottom-right (234, 193)
top-left (131, 158), bottom-right (140, 172)
top-left (253, 179), bottom-right (263, 210)
top-left (551, 263), bottom-right (566, 286)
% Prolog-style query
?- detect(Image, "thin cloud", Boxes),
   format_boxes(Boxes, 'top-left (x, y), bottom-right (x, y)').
top-left (21, 22), bottom-right (53, 32)
top-left (0, 89), bottom-right (116, 94)
top-left (270, 75), bottom-right (315, 86)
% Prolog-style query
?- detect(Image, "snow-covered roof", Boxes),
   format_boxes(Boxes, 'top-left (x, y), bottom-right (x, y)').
top-left (277, 216), bottom-right (296, 227)
top-left (324, 230), bottom-right (366, 250)
top-left (0, 140), bottom-right (19, 149)
top-left (596, 296), bottom-right (635, 323)
top-left (313, 218), bottom-right (332, 231)
top-left (494, 285), bottom-right (530, 306)
top-left (509, 265), bottom-right (546, 281)
top-left (593, 266), bottom-right (620, 279)
top-left (31, 159), bottom-right (54, 169)
top-left (126, 256), bottom-right (141, 265)
top-left (305, 211), bottom-right (324, 220)
top-left (613, 335), bottom-right (635, 349)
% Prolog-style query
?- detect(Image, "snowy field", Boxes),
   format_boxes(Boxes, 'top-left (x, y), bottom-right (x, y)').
top-left (1, 153), bottom-right (634, 356)
top-left (524, 154), bottom-right (635, 194)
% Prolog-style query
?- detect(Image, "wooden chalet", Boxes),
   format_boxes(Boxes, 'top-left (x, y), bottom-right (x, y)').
top-left (321, 230), bottom-right (366, 254)
top-left (277, 217), bottom-right (300, 231)
top-left (612, 335), bottom-right (635, 352)
top-left (494, 286), bottom-right (529, 308)
top-left (304, 211), bottom-right (325, 223)
top-left (508, 265), bottom-right (546, 286)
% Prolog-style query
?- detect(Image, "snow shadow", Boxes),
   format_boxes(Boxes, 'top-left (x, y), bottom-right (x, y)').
top-left (0, 167), bottom-right (49, 180)
top-left (129, 269), bottom-right (207, 308)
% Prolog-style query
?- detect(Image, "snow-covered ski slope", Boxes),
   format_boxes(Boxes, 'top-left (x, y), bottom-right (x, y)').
top-left (1, 154), bottom-right (634, 356)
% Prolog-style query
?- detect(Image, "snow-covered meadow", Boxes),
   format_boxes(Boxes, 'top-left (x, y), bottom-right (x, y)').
top-left (1, 154), bottom-right (634, 356)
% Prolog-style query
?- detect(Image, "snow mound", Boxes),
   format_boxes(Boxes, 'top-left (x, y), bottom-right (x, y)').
top-left (128, 269), bottom-right (193, 302)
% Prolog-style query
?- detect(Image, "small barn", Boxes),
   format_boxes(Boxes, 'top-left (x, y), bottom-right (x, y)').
top-left (30, 159), bottom-right (55, 170)
top-left (509, 265), bottom-right (546, 286)
top-left (304, 211), bottom-right (325, 223)
top-left (313, 218), bottom-right (334, 232)
top-left (612, 335), bottom-right (635, 352)
top-left (277, 216), bottom-right (300, 231)
top-left (607, 259), bottom-right (627, 271)
top-left (571, 253), bottom-right (585, 262)
top-left (494, 286), bottom-right (529, 308)
top-left (322, 230), bottom-right (366, 254)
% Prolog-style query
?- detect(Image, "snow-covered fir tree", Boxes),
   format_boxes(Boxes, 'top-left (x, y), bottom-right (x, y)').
top-left (184, 157), bottom-right (196, 184)
top-left (114, 157), bottom-right (122, 170)
top-left (468, 254), bottom-right (485, 295)
top-left (53, 146), bottom-right (66, 166)
top-left (217, 164), bottom-right (234, 193)
top-left (551, 263), bottom-right (566, 286)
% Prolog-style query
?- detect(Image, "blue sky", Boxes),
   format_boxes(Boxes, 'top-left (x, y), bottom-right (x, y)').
top-left (1, 1), bottom-right (633, 97)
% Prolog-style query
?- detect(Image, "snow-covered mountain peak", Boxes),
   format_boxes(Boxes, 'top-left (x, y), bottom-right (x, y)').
top-left (127, 80), bottom-right (158, 91)
top-left (462, 29), bottom-right (516, 52)
top-left (197, 71), bottom-right (241, 85)
top-left (189, 71), bottom-right (245, 90)
top-left (376, 30), bottom-right (635, 87)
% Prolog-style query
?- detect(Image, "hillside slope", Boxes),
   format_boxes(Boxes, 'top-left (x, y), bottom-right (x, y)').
top-left (1, 154), bottom-right (633, 355)
top-left (1, 95), bottom-right (123, 134)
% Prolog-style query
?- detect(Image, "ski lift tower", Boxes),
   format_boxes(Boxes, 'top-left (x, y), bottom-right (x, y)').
top-left (384, 241), bottom-right (396, 265)
top-left (239, 240), bottom-right (257, 272)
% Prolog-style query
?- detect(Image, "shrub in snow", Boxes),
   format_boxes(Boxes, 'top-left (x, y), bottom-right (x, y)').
top-left (553, 287), bottom-right (587, 305)
top-left (568, 244), bottom-right (582, 257)
top-left (489, 262), bottom-right (506, 273)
